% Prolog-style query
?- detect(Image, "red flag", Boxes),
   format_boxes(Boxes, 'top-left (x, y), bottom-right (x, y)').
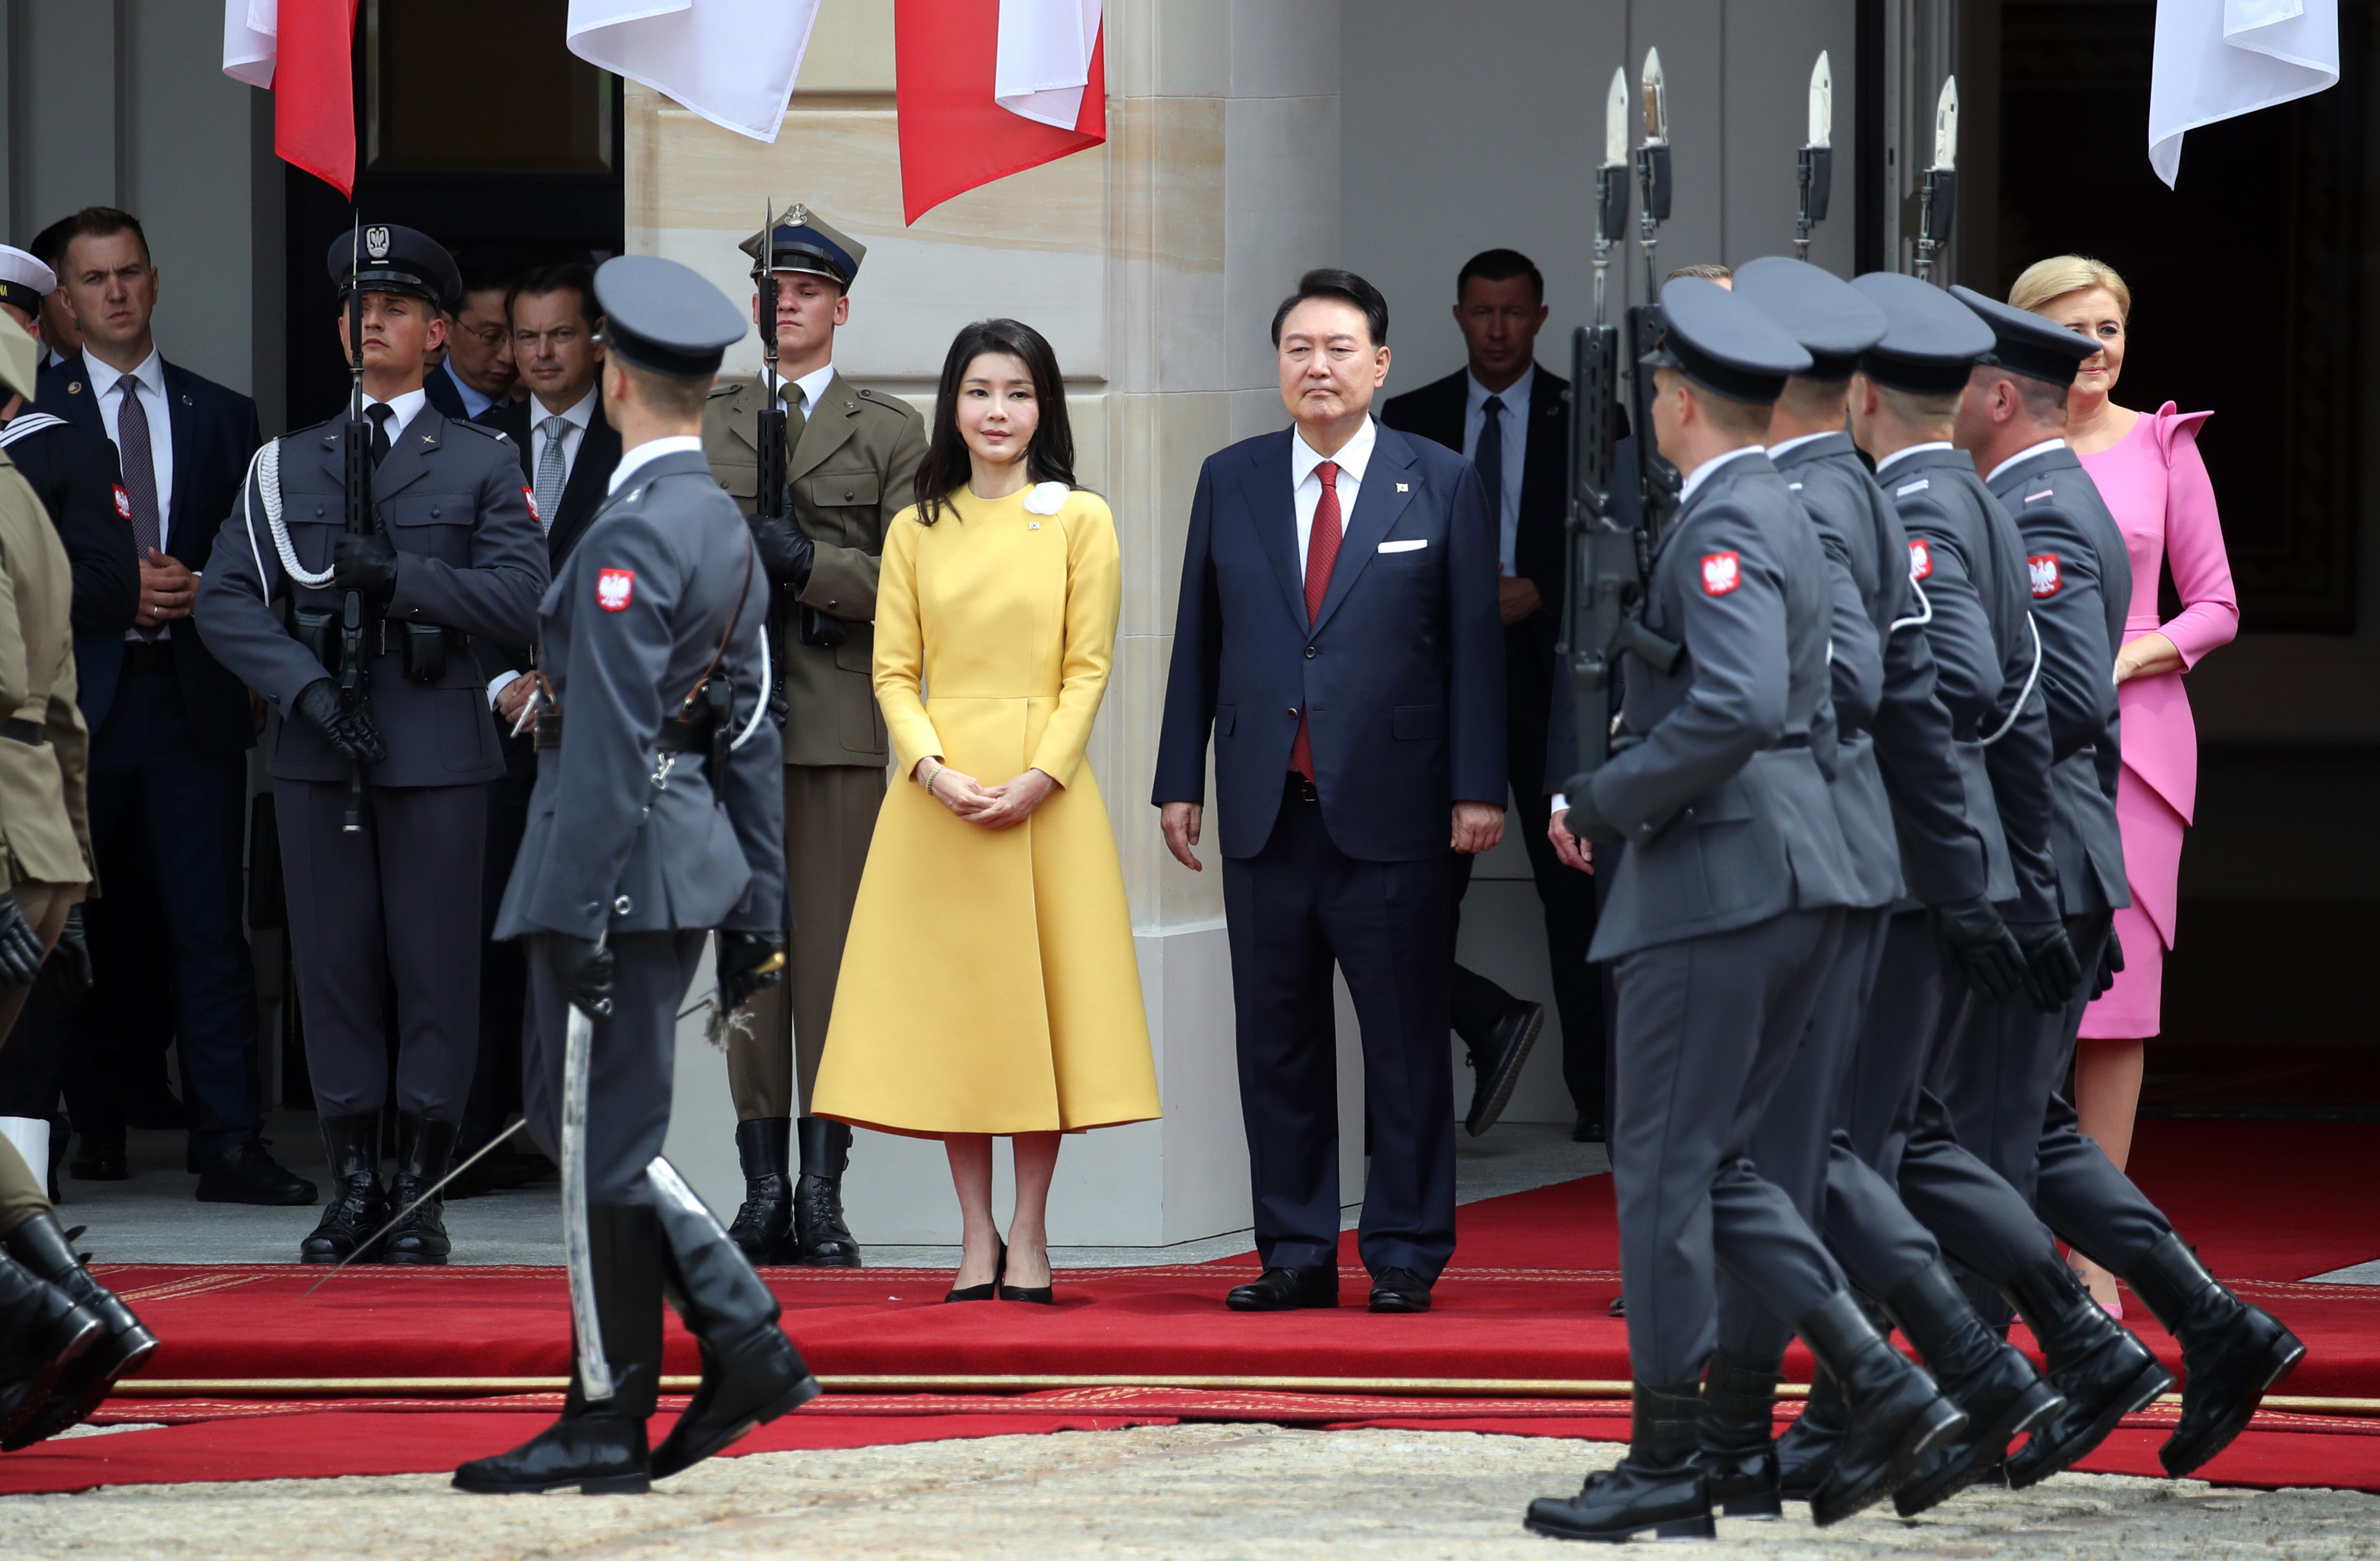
top-left (276, 0), bottom-right (361, 198)
top-left (895, 0), bottom-right (1105, 225)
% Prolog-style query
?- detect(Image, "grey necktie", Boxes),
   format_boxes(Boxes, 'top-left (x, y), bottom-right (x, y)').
top-left (535, 416), bottom-right (567, 532)
top-left (116, 378), bottom-right (163, 641)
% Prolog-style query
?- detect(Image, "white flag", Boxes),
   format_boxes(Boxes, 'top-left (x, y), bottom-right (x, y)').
top-left (2149, 0), bottom-right (2340, 186)
top-left (223, 0), bottom-right (277, 89)
top-left (567, 0), bottom-right (823, 145)
top-left (995, 0), bottom-right (1103, 130)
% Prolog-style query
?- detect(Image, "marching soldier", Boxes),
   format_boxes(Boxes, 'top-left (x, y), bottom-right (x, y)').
top-left (701, 205), bottom-right (926, 1266)
top-left (193, 225), bottom-right (548, 1265)
top-left (455, 255), bottom-right (815, 1495)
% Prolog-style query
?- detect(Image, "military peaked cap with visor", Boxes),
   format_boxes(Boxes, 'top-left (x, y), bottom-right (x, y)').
top-left (1950, 284), bottom-right (2098, 388)
top-left (737, 204), bottom-right (866, 290)
top-left (1849, 272), bottom-right (1997, 396)
top-left (327, 224), bottom-right (462, 314)
top-left (1731, 257), bottom-right (1887, 381)
top-left (1643, 277), bottom-right (1813, 405)
top-left (593, 255), bottom-right (747, 380)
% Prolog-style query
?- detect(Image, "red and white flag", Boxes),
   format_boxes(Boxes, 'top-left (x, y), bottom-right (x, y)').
top-left (897, 0), bottom-right (1106, 224)
top-left (566, 0), bottom-right (825, 145)
top-left (221, 0), bottom-right (361, 198)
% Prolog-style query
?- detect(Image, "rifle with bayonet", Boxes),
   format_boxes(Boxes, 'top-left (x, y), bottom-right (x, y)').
top-left (1914, 77), bottom-right (1958, 282)
top-left (750, 205), bottom-right (794, 726)
top-left (1624, 48), bottom-right (1681, 546)
top-left (339, 218), bottom-right (374, 833)
top-left (1797, 52), bottom-right (1834, 261)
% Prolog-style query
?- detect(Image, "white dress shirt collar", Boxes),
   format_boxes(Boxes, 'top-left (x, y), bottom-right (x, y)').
top-left (1678, 442), bottom-right (1764, 504)
top-left (1986, 436), bottom-right (2068, 486)
top-left (83, 347), bottom-right (164, 404)
top-left (1767, 430), bottom-right (1835, 461)
top-left (537, 383), bottom-right (599, 433)
top-left (1875, 440), bottom-right (1953, 475)
top-left (780, 361), bottom-right (837, 416)
top-left (1291, 414), bottom-right (1376, 488)
top-left (609, 434), bottom-right (706, 494)
top-left (1465, 368), bottom-right (1532, 422)
top-left (364, 387), bottom-right (431, 441)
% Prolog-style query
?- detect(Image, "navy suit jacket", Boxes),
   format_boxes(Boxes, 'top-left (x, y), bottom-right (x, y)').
top-left (35, 351), bottom-right (262, 754)
top-left (1153, 421), bottom-right (1505, 862)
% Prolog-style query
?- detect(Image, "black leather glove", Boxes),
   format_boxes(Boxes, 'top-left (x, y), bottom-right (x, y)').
top-left (1557, 779), bottom-right (1623, 845)
top-left (0, 895), bottom-right (43, 988)
top-left (36, 904), bottom-right (91, 1005)
top-left (293, 679), bottom-right (389, 764)
top-left (2092, 926), bottom-right (2125, 999)
top-left (749, 515), bottom-right (816, 591)
top-left (716, 930), bottom-right (787, 1013)
top-left (2007, 919), bottom-right (2083, 1014)
top-left (333, 531), bottom-right (401, 603)
top-left (1929, 895), bottom-right (2026, 1003)
top-left (550, 935), bottom-right (615, 1020)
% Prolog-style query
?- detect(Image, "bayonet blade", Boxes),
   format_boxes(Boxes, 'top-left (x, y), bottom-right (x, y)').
top-left (1640, 48), bottom-right (1667, 146)
top-left (1933, 76), bottom-right (1959, 170)
top-left (1604, 67), bottom-right (1630, 167)
top-left (1808, 52), bottom-right (1833, 149)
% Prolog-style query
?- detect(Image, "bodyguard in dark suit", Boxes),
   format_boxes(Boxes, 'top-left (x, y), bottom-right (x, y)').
top-left (1380, 248), bottom-right (1599, 1140)
top-left (1154, 270), bottom-right (1505, 1316)
top-left (32, 208), bottom-right (309, 1205)
top-left (196, 226), bottom-right (547, 1264)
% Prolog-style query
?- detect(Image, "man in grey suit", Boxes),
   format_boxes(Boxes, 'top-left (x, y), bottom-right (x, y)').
top-left (455, 255), bottom-right (815, 1497)
top-left (1526, 281), bottom-right (1961, 1543)
top-left (194, 227), bottom-right (547, 1266)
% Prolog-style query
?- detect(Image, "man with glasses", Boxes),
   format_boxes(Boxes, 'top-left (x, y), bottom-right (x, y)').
top-left (428, 250), bottom-right (521, 422)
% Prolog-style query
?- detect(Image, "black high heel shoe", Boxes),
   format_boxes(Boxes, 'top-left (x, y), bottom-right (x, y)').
top-left (1001, 1246), bottom-right (1054, 1305)
top-left (944, 1240), bottom-right (1006, 1302)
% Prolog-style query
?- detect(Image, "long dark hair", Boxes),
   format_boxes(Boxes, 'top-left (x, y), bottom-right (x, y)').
top-left (915, 318), bottom-right (1076, 525)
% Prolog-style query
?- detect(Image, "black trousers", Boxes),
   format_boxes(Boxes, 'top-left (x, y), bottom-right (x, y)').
top-left (1221, 777), bottom-right (1457, 1282)
top-left (521, 930), bottom-right (706, 1206)
top-left (275, 778), bottom-right (485, 1122)
top-left (462, 757), bottom-right (536, 1149)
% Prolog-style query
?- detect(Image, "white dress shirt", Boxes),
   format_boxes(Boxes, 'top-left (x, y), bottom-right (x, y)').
top-left (85, 349), bottom-right (174, 548)
top-left (526, 384), bottom-right (600, 527)
top-left (1986, 437), bottom-right (2067, 486)
top-left (778, 361), bottom-right (836, 418)
top-left (1461, 369), bottom-right (1532, 576)
top-left (1875, 440), bottom-right (1953, 477)
top-left (1289, 416), bottom-right (1376, 579)
top-left (364, 386), bottom-right (430, 443)
top-left (439, 359), bottom-right (498, 421)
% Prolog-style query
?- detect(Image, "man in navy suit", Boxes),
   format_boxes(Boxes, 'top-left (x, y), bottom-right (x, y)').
top-left (34, 206), bottom-right (311, 1205)
top-left (1155, 269), bottom-right (1505, 1315)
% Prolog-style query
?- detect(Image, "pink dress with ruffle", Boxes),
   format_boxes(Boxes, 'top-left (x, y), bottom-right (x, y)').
top-left (2075, 404), bottom-right (2237, 1039)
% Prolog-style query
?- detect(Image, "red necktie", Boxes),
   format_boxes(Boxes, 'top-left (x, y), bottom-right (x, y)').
top-left (1290, 460), bottom-right (1342, 781)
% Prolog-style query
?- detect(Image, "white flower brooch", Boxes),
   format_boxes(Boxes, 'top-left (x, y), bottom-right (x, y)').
top-left (1023, 481), bottom-right (1070, 516)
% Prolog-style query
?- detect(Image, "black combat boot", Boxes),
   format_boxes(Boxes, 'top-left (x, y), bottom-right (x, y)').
top-left (0, 1246), bottom-right (99, 1443)
top-left (1999, 1251), bottom-right (2175, 1488)
top-left (646, 1159), bottom-right (821, 1478)
top-left (1525, 1381), bottom-right (1714, 1542)
top-left (2120, 1233), bottom-right (2303, 1478)
top-left (1697, 1350), bottom-right (1783, 1519)
top-left (1796, 1292), bottom-right (1966, 1525)
top-left (300, 1112), bottom-right (389, 1264)
top-left (726, 1117), bottom-right (795, 1265)
top-left (454, 1202), bottom-right (663, 1495)
top-left (1, 1212), bottom-right (160, 1449)
top-left (1884, 1261), bottom-right (2067, 1516)
top-left (381, 1114), bottom-right (458, 1266)
top-left (1774, 1365), bottom-right (1846, 1503)
top-left (793, 1117), bottom-right (860, 1267)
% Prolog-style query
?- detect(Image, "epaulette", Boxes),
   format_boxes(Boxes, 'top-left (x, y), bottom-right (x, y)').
top-left (854, 386), bottom-right (922, 418)
top-left (708, 375), bottom-right (753, 399)
top-left (450, 419), bottom-right (512, 444)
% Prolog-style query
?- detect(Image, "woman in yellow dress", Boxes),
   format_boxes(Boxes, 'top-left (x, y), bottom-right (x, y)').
top-left (812, 318), bottom-right (1158, 1304)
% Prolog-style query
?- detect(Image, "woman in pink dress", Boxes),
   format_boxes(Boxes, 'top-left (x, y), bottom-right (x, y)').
top-left (2011, 256), bottom-right (2238, 1312)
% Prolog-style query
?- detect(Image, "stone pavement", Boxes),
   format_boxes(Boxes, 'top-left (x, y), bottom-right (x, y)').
top-left (4, 1422), bottom-right (2372, 1559)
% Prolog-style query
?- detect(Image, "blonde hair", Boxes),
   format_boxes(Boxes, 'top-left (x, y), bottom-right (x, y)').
top-left (2008, 255), bottom-right (2132, 319)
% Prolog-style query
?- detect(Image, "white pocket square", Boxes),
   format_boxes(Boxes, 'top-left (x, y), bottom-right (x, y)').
top-left (1377, 538), bottom-right (1427, 553)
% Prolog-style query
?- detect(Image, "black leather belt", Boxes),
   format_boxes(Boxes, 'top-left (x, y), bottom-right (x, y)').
top-left (121, 639), bottom-right (174, 675)
top-left (0, 718), bottom-right (43, 745)
top-left (531, 713), bottom-right (715, 757)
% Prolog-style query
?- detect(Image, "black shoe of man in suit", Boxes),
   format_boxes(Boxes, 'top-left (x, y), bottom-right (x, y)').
top-left (1463, 1001), bottom-right (1543, 1137)
top-left (1225, 1265), bottom-right (1339, 1312)
top-left (196, 1139), bottom-right (317, 1206)
top-left (1368, 1267), bottom-right (1432, 1314)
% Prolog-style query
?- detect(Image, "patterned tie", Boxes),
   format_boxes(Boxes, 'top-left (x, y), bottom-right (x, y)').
top-left (535, 415), bottom-right (567, 533)
top-left (115, 379), bottom-right (163, 641)
top-left (1289, 460), bottom-right (1343, 782)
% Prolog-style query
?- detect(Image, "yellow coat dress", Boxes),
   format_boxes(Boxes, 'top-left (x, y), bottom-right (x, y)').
top-left (812, 482), bottom-right (1160, 1137)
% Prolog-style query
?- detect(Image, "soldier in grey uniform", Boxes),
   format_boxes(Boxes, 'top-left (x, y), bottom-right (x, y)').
top-left (195, 227), bottom-right (547, 1266)
top-left (1526, 281), bottom-right (1962, 1544)
top-left (455, 255), bottom-right (816, 1496)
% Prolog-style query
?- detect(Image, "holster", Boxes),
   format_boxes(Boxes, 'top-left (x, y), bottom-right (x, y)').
top-left (292, 605), bottom-right (338, 674)
top-left (798, 607), bottom-right (846, 648)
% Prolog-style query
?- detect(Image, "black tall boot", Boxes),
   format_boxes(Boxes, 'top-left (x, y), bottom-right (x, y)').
top-left (1525, 1381), bottom-right (1714, 1542)
top-left (1697, 1350), bottom-right (1783, 1519)
top-left (1884, 1261), bottom-right (2067, 1516)
top-left (2122, 1233), bottom-right (2303, 1478)
top-left (1999, 1252), bottom-right (2174, 1488)
top-left (300, 1112), bottom-right (388, 1265)
top-left (793, 1117), bottom-right (860, 1268)
top-left (1795, 1292), bottom-right (1966, 1525)
top-left (382, 1114), bottom-right (459, 1266)
top-left (454, 1202), bottom-right (663, 1495)
top-left (646, 1159), bottom-right (821, 1478)
top-left (1774, 1365), bottom-right (1846, 1503)
top-left (1, 1212), bottom-right (159, 1449)
top-left (726, 1117), bottom-right (795, 1265)
top-left (0, 1247), bottom-right (98, 1444)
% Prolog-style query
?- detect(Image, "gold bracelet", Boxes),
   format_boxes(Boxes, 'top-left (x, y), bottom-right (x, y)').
top-left (920, 761), bottom-right (944, 794)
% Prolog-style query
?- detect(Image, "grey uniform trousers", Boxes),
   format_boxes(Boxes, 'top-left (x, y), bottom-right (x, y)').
top-left (522, 929), bottom-right (707, 1206)
top-left (1609, 907), bottom-right (1852, 1385)
top-left (276, 778), bottom-right (486, 1121)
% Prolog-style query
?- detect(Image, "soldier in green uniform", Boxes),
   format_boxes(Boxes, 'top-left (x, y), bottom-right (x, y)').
top-left (700, 206), bottom-right (926, 1266)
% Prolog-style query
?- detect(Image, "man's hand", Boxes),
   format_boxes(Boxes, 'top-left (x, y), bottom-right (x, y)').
top-left (136, 548), bottom-right (195, 627)
top-left (293, 679), bottom-right (389, 764)
top-left (496, 674), bottom-right (536, 725)
top-left (1452, 801), bottom-right (1504, 855)
top-left (0, 894), bottom-right (43, 988)
top-left (550, 935), bottom-right (615, 1020)
top-left (333, 532), bottom-right (401, 603)
top-left (1161, 801), bottom-right (1204, 872)
top-left (750, 515), bottom-right (816, 591)
top-left (716, 930), bottom-right (787, 1013)
top-left (1930, 895), bottom-right (2026, 1002)
top-left (36, 904), bottom-right (91, 1005)
top-left (1548, 809), bottom-right (1594, 874)
top-left (1497, 576), bottom-right (1543, 627)
top-left (2007, 919), bottom-right (2083, 1014)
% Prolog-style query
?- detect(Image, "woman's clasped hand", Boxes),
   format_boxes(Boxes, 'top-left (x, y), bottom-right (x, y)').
top-left (917, 758), bottom-right (1059, 830)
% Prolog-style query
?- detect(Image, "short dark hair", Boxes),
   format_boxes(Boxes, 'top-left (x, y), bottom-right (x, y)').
top-left (915, 318), bottom-right (1079, 526)
top-left (507, 263), bottom-right (599, 331)
top-left (1456, 248), bottom-right (1543, 303)
top-left (1665, 262), bottom-right (1732, 285)
top-left (452, 246), bottom-right (525, 302)
top-left (612, 355), bottom-right (709, 420)
top-left (1270, 268), bottom-right (1389, 348)
top-left (1970, 363), bottom-right (2069, 426)
top-left (46, 207), bottom-right (151, 269)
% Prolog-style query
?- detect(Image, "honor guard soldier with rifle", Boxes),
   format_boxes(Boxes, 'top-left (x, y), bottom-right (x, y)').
top-left (700, 205), bottom-right (925, 1268)
top-left (195, 225), bottom-right (548, 1266)
top-left (455, 254), bottom-right (817, 1496)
